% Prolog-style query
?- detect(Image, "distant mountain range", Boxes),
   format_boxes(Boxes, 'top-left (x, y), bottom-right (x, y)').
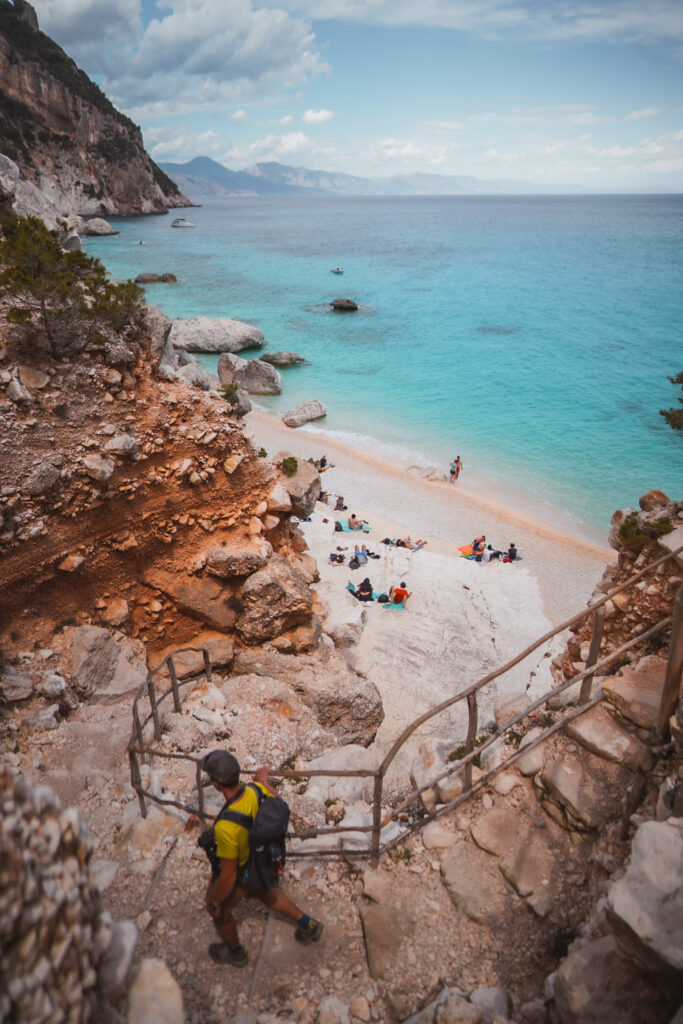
top-left (159, 156), bottom-right (593, 198)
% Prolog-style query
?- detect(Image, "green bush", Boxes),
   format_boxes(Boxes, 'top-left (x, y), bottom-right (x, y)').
top-left (221, 383), bottom-right (240, 407)
top-left (257, 447), bottom-right (267, 458)
top-left (618, 510), bottom-right (674, 548)
top-left (281, 456), bottom-right (298, 477)
top-left (0, 213), bottom-right (143, 356)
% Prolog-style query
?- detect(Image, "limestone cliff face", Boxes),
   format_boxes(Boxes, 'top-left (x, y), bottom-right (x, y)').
top-left (0, 0), bottom-right (190, 216)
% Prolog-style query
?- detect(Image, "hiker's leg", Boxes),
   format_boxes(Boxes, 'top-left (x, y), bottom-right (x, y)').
top-left (255, 886), bottom-right (303, 922)
top-left (209, 886), bottom-right (245, 947)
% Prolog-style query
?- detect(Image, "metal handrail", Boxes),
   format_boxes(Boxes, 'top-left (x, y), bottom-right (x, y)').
top-left (127, 543), bottom-right (683, 859)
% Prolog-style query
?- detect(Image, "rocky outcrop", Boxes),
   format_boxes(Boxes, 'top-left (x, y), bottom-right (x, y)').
top-left (0, 3), bottom-right (189, 215)
top-left (217, 352), bottom-right (282, 395)
top-left (607, 816), bottom-right (683, 977)
top-left (272, 451), bottom-right (321, 516)
top-left (0, 153), bottom-right (82, 246)
top-left (203, 537), bottom-right (272, 578)
top-left (170, 317), bottom-right (264, 354)
top-left (144, 568), bottom-right (237, 633)
top-left (80, 217), bottom-right (118, 236)
top-left (331, 298), bottom-right (358, 311)
top-left (64, 626), bottom-right (147, 699)
top-left (236, 554), bottom-right (313, 641)
top-left (282, 399), bottom-right (326, 428)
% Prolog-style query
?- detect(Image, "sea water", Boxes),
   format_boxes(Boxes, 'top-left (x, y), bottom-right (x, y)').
top-left (85, 194), bottom-right (683, 543)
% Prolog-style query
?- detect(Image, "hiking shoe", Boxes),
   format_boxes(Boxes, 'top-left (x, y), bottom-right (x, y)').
top-left (209, 942), bottom-right (249, 967)
top-left (294, 918), bottom-right (324, 945)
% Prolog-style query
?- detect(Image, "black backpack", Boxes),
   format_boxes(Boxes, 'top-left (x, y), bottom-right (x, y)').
top-left (199, 783), bottom-right (290, 890)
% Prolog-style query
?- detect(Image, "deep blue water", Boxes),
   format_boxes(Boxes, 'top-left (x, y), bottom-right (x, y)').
top-left (85, 194), bottom-right (683, 542)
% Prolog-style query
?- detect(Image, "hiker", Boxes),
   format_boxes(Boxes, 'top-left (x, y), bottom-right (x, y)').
top-left (200, 751), bottom-right (323, 966)
top-left (389, 581), bottom-right (411, 607)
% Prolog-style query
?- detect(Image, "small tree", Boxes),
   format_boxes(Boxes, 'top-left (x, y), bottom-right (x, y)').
top-left (660, 371), bottom-right (683, 431)
top-left (0, 214), bottom-right (143, 356)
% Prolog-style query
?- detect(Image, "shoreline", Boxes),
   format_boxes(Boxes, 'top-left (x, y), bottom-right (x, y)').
top-left (246, 406), bottom-right (612, 627)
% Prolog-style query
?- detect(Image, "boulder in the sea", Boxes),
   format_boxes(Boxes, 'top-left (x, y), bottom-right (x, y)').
top-left (261, 351), bottom-right (305, 367)
top-left (272, 450), bottom-right (321, 516)
top-left (161, 273), bottom-right (177, 283)
top-left (236, 554), bottom-right (313, 642)
top-left (331, 298), bottom-right (358, 311)
top-left (169, 316), bottom-right (264, 354)
top-left (80, 217), bottom-right (119, 236)
top-left (282, 399), bottom-right (326, 428)
top-left (135, 273), bottom-right (162, 283)
top-left (217, 352), bottom-right (281, 395)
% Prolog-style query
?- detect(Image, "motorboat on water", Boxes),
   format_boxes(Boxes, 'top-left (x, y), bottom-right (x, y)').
top-left (172, 218), bottom-right (195, 228)
top-left (330, 267), bottom-right (344, 274)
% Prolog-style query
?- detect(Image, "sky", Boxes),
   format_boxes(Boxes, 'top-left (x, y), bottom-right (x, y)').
top-left (27, 0), bottom-right (683, 189)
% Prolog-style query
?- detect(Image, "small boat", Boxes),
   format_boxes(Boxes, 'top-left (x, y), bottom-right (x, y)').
top-left (330, 267), bottom-right (343, 274)
top-left (172, 218), bottom-right (195, 228)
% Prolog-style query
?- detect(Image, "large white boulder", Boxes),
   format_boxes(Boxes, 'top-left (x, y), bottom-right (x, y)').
top-left (169, 316), bottom-right (263, 353)
top-left (283, 399), bottom-right (326, 428)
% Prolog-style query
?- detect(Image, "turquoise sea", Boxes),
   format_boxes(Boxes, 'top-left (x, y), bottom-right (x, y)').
top-left (85, 194), bottom-right (683, 544)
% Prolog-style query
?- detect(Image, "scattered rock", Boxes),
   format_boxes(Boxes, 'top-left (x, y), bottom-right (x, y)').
top-left (272, 451), bottom-right (321, 516)
top-left (331, 299), bottom-right (358, 311)
top-left (602, 655), bottom-right (668, 730)
top-left (83, 453), bottom-right (115, 483)
top-left (127, 957), bottom-right (184, 1024)
top-left (81, 217), bottom-right (119, 236)
top-left (283, 400), bottom-right (327, 428)
top-left (104, 434), bottom-right (139, 458)
top-left (58, 554), bottom-right (85, 572)
top-left (0, 667), bottom-right (34, 702)
top-left (204, 538), bottom-right (272, 578)
top-left (217, 352), bottom-right (282, 394)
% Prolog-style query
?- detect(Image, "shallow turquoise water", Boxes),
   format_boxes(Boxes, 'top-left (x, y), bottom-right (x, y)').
top-left (86, 194), bottom-right (683, 541)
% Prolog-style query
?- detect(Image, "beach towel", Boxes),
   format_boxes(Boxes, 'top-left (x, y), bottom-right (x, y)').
top-left (458, 543), bottom-right (475, 556)
top-left (337, 520), bottom-right (371, 533)
top-left (382, 602), bottom-right (406, 610)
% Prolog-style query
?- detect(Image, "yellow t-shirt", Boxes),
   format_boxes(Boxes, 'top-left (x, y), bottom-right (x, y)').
top-left (214, 783), bottom-right (268, 866)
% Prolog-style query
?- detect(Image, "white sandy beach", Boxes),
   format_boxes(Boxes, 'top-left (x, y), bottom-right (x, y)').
top-left (246, 407), bottom-right (613, 779)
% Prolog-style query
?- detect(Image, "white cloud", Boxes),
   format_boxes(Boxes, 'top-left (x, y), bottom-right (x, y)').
top-left (260, 0), bottom-right (683, 46)
top-left (278, 114), bottom-right (294, 125)
top-left (626, 107), bottom-right (663, 121)
top-left (232, 109), bottom-right (248, 121)
top-left (302, 108), bottom-right (335, 123)
top-left (32, 0), bottom-right (330, 117)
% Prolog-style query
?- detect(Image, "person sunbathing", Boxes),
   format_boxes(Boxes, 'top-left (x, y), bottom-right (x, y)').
top-left (354, 544), bottom-right (369, 565)
top-left (394, 536), bottom-right (427, 550)
top-left (348, 513), bottom-right (368, 530)
top-left (389, 581), bottom-right (411, 607)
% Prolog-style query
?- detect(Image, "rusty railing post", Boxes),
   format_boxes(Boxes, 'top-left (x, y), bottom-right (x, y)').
top-left (464, 693), bottom-right (478, 790)
top-left (147, 677), bottom-right (161, 741)
top-left (202, 648), bottom-right (212, 686)
top-left (129, 749), bottom-right (147, 818)
top-left (657, 583), bottom-right (683, 736)
top-left (168, 656), bottom-right (182, 713)
top-left (580, 604), bottom-right (606, 703)
top-left (371, 772), bottom-right (383, 864)
top-left (132, 702), bottom-right (147, 762)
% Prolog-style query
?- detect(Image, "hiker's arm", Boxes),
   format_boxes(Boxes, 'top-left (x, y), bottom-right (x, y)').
top-left (253, 765), bottom-right (275, 796)
top-left (207, 856), bottom-right (238, 911)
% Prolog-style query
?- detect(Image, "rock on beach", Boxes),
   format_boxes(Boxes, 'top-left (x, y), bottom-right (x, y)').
top-left (282, 399), bottom-right (327, 428)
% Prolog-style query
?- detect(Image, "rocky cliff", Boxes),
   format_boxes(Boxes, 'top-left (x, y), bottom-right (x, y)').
top-left (0, 0), bottom-right (190, 216)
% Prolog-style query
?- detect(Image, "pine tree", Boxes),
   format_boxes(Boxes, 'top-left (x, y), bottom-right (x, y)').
top-left (660, 372), bottom-right (683, 431)
top-left (0, 214), bottom-right (142, 357)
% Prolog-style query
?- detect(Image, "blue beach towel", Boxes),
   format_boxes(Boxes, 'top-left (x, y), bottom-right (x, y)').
top-left (337, 520), bottom-right (371, 533)
top-left (382, 602), bottom-right (405, 610)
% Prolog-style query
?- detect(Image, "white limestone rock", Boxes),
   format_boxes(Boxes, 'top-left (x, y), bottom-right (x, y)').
top-left (170, 316), bottom-right (264, 353)
top-left (282, 399), bottom-right (327, 428)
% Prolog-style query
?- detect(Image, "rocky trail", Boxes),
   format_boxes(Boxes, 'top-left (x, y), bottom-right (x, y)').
top-left (5, 632), bottom-right (680, 1024)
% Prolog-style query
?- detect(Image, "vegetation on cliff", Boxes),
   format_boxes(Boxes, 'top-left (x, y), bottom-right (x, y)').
top-left (0, 213), bottom-right (143, 355)
top-left (660, 371), bottom-right (683, 431)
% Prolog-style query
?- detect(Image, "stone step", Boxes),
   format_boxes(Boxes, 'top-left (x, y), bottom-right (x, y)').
top-left (564, 704), bottom-right (653, 771)
top-left (602, 655), bottom-right (668, 730)
top-left (539, 748), bottom-right (632, 831)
